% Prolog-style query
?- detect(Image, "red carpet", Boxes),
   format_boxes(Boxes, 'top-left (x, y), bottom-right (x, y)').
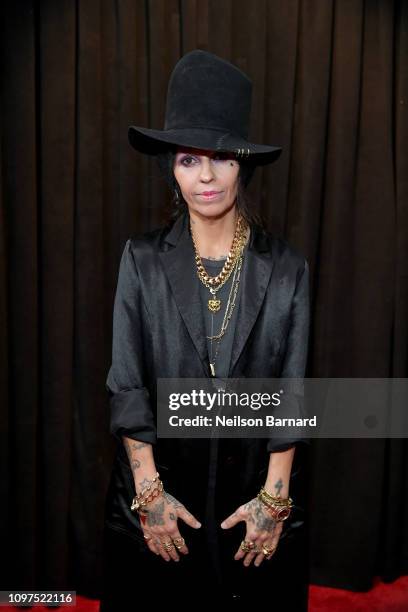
top-left (308, 576), bottom-right (408, 611)
top-left (2, 576), bottom-right (407, 611)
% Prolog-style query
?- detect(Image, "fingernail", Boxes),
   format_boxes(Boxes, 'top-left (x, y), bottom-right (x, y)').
top-left (196, 522), bottom-right (201, 528)
top-left (220, 522), bottom-right (226, 529)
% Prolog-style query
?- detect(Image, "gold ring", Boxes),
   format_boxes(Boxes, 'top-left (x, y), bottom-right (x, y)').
top-left (143, 534), bottom-right (152, 541)
top-left (161, 540), bottom-right (174, 552)
top-left (172, 537), bottom-right (185, 549)
top-left (262, 544), bottom-right (276, 558)
top-left (240, 540), bottom-right (256, 553)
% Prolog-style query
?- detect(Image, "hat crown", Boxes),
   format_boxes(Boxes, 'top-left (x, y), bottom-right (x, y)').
top-left (164, 50), bottom-right (252, 140)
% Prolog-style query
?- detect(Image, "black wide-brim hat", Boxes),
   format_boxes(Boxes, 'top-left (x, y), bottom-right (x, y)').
top-left (128, 50), bottom-right (282, 166)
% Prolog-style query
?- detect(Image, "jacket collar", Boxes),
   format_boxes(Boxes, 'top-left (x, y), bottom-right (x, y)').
top-left (161, 209), bottom-right (272, 254)
top-left (158, 210), bottom-right (275, 377)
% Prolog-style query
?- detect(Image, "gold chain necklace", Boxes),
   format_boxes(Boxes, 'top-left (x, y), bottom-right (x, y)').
top-left (190, 215), bottom-right (248, 312)
top-left (208, 252), bottom-right (243, 377)
top-left (207, 253), bottom-right (243, 341)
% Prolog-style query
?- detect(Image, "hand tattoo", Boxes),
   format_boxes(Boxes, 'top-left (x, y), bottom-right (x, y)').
top-left (245, 499), bottom-right (276, 532)
top-left (146, 501), bottom-right (165, 527)
top-left (163, 492), bottom-right (184, 509)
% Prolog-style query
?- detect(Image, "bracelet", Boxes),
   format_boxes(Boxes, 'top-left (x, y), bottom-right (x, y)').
top-left (137, 472), bottom-right (160, 499)
top-left (131, 481), bottom-right (164, 513)
top-left (131, 481), bottom-right (163, 513)
top-left (259, 487), bottom-right (293, 506)
top-left (257, 488), bottom-right (294, 522)
top-left (130, 473), bottom-right (163, 513)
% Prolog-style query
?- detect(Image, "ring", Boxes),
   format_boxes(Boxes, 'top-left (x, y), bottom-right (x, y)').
top-left (240, 540), bottom-right (256, 553)
top-left (262, 544), bottom-right (276, 559)
top-left (161, 540), bottom-right (174, 552)
top-left (143, 534), bottom-right (152, 541)
top-left (172, 537), bottom-right (185, 550)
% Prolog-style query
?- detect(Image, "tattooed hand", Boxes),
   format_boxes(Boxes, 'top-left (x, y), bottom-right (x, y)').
top-left (220, 497), bottom-right (283, 567)
top-left (139, 490), bottom-right (201, 563)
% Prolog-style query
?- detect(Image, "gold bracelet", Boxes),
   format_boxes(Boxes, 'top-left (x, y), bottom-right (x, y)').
top-left (131, 481), bottom-right (164, 513)
top-left (257, 490), bottom-right (294, 522)
top-left (130, 472), bottom-right (161, 512)
top-left (259, 487), bottom-right (293, 506)
top-left (258, 493), bottom-right (293, 509)
top-left (136, 472), bottom-right (160, 500)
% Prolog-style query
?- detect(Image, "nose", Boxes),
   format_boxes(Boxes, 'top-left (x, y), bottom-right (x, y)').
top-left (199, 157), bottom-right (215, 182)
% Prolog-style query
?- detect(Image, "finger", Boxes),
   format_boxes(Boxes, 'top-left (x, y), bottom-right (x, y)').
top-left (153, 537), bottom-right (172, 562)
top-left (234, 531), bottom-right (258, 561)
top-left (160, 536), bottom-right (180, 562)
top-left (258, 539), bottom-right (278, 564)
top-left (251, 523), bottom-right (282, 566)
top-left (269, 522), bottom-right (284, 550)
top-left (168, 529), bottom-right (189, 555)
top-left (146, 540), bottom-right (160, 556)
top-left (253, 550), bottom-right (266, 567)
top-left (252, 536), bottom-right (269, 567)
top-left (221, 507), bottom-right (244, 531)
top-left (242, 549), bottom-right (258, 567)
top-left (178, 506), bottom-right (201, 530)
top-left (142, 532), bottom-right (161, 556)
top-left (235, 536), bottom-right (263, 566)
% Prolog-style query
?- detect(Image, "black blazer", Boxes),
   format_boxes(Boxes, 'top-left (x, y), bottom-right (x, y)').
top-left (104, 210), bottom-right (310, 541)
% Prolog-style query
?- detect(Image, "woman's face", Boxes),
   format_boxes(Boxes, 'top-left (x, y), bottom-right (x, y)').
top-left (173, 147), bottom-right (240, 218)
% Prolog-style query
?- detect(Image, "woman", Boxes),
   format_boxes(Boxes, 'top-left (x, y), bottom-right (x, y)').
top-left (100, 50), bottom-right (310, 609)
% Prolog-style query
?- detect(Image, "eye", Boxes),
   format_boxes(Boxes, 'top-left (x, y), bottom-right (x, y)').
top-left (179, 155), bottom-right (197, 167)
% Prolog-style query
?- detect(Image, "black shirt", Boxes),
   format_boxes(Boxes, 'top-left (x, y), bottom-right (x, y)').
top-left (199, 247), bottom-right (247, 380)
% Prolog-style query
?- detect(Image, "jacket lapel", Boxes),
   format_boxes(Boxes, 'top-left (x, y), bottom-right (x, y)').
top-left (159, 212), bottom-right (210, 374)
top-left (229, 234), bottom-right (274, 375)
top-left (158, 210), bottom-right (275, 377)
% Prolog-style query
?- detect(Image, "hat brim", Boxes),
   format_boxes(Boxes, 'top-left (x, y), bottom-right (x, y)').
top-left (128, 125), bottom-right (282, 166)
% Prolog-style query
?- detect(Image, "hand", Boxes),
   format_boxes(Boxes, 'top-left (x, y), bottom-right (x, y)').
top-left (139, 491), bottom-right (201, 562)
top-left (220, 497), bottom-right (283, 567)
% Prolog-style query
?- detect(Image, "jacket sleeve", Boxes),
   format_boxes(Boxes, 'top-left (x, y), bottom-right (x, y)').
top-left (106, 239), bottom-right (157, 445)
top-left (266, 259), bottom-right (310, 453)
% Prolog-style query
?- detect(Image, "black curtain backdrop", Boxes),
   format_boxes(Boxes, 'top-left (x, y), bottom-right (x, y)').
top-left (1, 0), bottom-right (407, 598)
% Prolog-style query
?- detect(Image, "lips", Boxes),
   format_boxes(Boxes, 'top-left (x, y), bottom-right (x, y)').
top-left (201, 191), bottom-right (221, 195)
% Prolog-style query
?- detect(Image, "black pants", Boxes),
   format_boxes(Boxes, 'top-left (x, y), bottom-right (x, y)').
top-left (99, 522), bottom-right (309, 610)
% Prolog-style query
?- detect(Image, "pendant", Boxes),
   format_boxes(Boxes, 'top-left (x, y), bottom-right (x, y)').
top-left (210, 362), bottom-right (216, 377)
top-left (208, 286), bottom-right (221, 312)
top-left (208, 298), bottom-right (221, 312)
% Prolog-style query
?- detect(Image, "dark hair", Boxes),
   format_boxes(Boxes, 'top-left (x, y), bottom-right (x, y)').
top-left (155, 149), bottom-right (266, 229)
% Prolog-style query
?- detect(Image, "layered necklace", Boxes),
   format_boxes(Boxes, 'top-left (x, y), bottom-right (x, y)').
top-left (190, 214), bottom-right (249, 377)
top-left (191, 214), bottom-right (248, 312)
